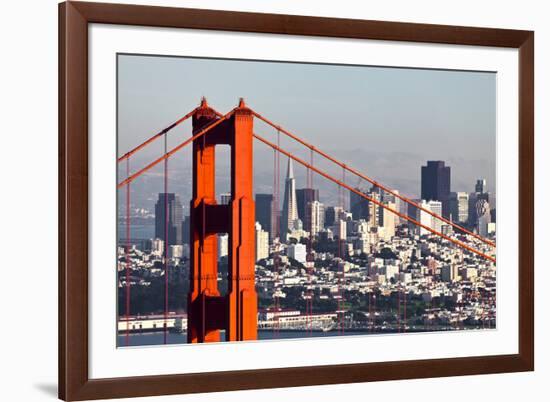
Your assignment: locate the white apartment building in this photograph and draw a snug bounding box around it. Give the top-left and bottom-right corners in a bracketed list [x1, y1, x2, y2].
[255, 222, 269, 261]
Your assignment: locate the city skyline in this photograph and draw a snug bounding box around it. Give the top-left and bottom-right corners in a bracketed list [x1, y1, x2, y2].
[129, 159, 495, 241]
[117, 153, 497, 344]
[121, 157, 495, 238]
[118, 54, 497, 207]
[119, 157, 496, 225]
[116, 56, 497, 347]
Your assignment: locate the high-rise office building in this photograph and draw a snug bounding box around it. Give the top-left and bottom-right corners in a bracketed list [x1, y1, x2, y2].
[350, 187, 370, 220]
[476, 199, 491, 237]
[449, 192, 469, 223]
[408, 199, 432, 236]
[255, 193, 275, 240]
[468, 193, 479, 225]
[368, 191, 381, 227]
[281, 158, 298, 237]
[296, 188, 319, 229]
[421, 161, 451, 218]
[380, 189, 402, 224]
[335, 218, 348, 257]
[336, 219, 347, 241]
[325, 206, 343, 227]
[378, 201, 397, 240]
[255, 222, 269, 261]
[154, 193, 183, 246]
[427, 200, 443, 233]
[469, 179, 491, 225]
[306, 200, 325, 235]
[475, 179, 487, 194]
[182, 215, 190, 244]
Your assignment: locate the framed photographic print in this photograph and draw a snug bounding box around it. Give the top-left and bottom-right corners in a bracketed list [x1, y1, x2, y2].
[59, 1, 534, 400]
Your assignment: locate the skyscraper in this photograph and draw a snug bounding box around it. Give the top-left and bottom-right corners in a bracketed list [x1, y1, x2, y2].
[255, 193, 275, 240]
[378, 201, 397, 240]
[181, 215, 190, 244]
[469, 179, 491, 225]
[367, 191, 381, 227]
[325, 206, 343, 227]
[475, 179, 487, 194]
[336, 219, 347, 257]
[336, 219, 347, 241]
[281, 158, 298, 237]
[306, 200, 325, 235]
[449, 192, 469, 223]
[154, 193, 183, 246]
[427, 200, 443, 233]
[421, 161, 451, 218]
[380, 189, 402, 224]
[408, 199, 432, 236]
[296, 188, 319, 228]
[350, 187, 369, 220]
[476, 199, 491, 237]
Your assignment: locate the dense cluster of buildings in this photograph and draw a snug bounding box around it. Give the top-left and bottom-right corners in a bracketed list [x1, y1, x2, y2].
[118, 159, 496, 333]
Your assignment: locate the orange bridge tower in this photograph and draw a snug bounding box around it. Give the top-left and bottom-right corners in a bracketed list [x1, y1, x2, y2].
[187, 98, 258, 343]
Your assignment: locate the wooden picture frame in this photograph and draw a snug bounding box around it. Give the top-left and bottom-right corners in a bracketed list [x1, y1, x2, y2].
[59, 1, 534, 400]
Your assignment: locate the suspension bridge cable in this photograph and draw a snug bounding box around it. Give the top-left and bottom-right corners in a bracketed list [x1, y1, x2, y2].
[117, 109, 236, 188]
[117, 108, 198, 163]
[251, 110, 495, 248]
[163, 131, 169, 345]
[253, 133, 496, 263]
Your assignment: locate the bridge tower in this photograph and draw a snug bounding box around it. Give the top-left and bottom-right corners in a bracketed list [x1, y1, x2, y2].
[188, 98, 257, 343]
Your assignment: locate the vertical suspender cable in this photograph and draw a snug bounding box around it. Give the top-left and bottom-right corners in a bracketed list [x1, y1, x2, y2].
[309, 149, 314, 334]
[272, 148, 278, 336]
[305, 150, 311, 334]
[125, 157, 131, 346]
[337, 168, 342, 335]
[341, 167, 346, 334]
[275, 130, 281, 337]
[163, 132, 169, 344]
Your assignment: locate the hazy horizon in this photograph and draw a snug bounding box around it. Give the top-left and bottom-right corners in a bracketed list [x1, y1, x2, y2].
[117, 54, 496, 213]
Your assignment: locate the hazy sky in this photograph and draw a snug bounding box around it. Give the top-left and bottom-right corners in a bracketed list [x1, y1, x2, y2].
[117, 54, 496, 210]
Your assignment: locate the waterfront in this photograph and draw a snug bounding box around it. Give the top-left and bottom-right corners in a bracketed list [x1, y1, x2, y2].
[117, 223, 154, 240]
[118, 330, 368, 346]
[116, 324, 488, 347]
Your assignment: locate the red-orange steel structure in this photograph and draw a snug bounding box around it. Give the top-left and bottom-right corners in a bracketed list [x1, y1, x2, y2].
[117, 98, 497, 344]
[187, 98, 257, 343]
